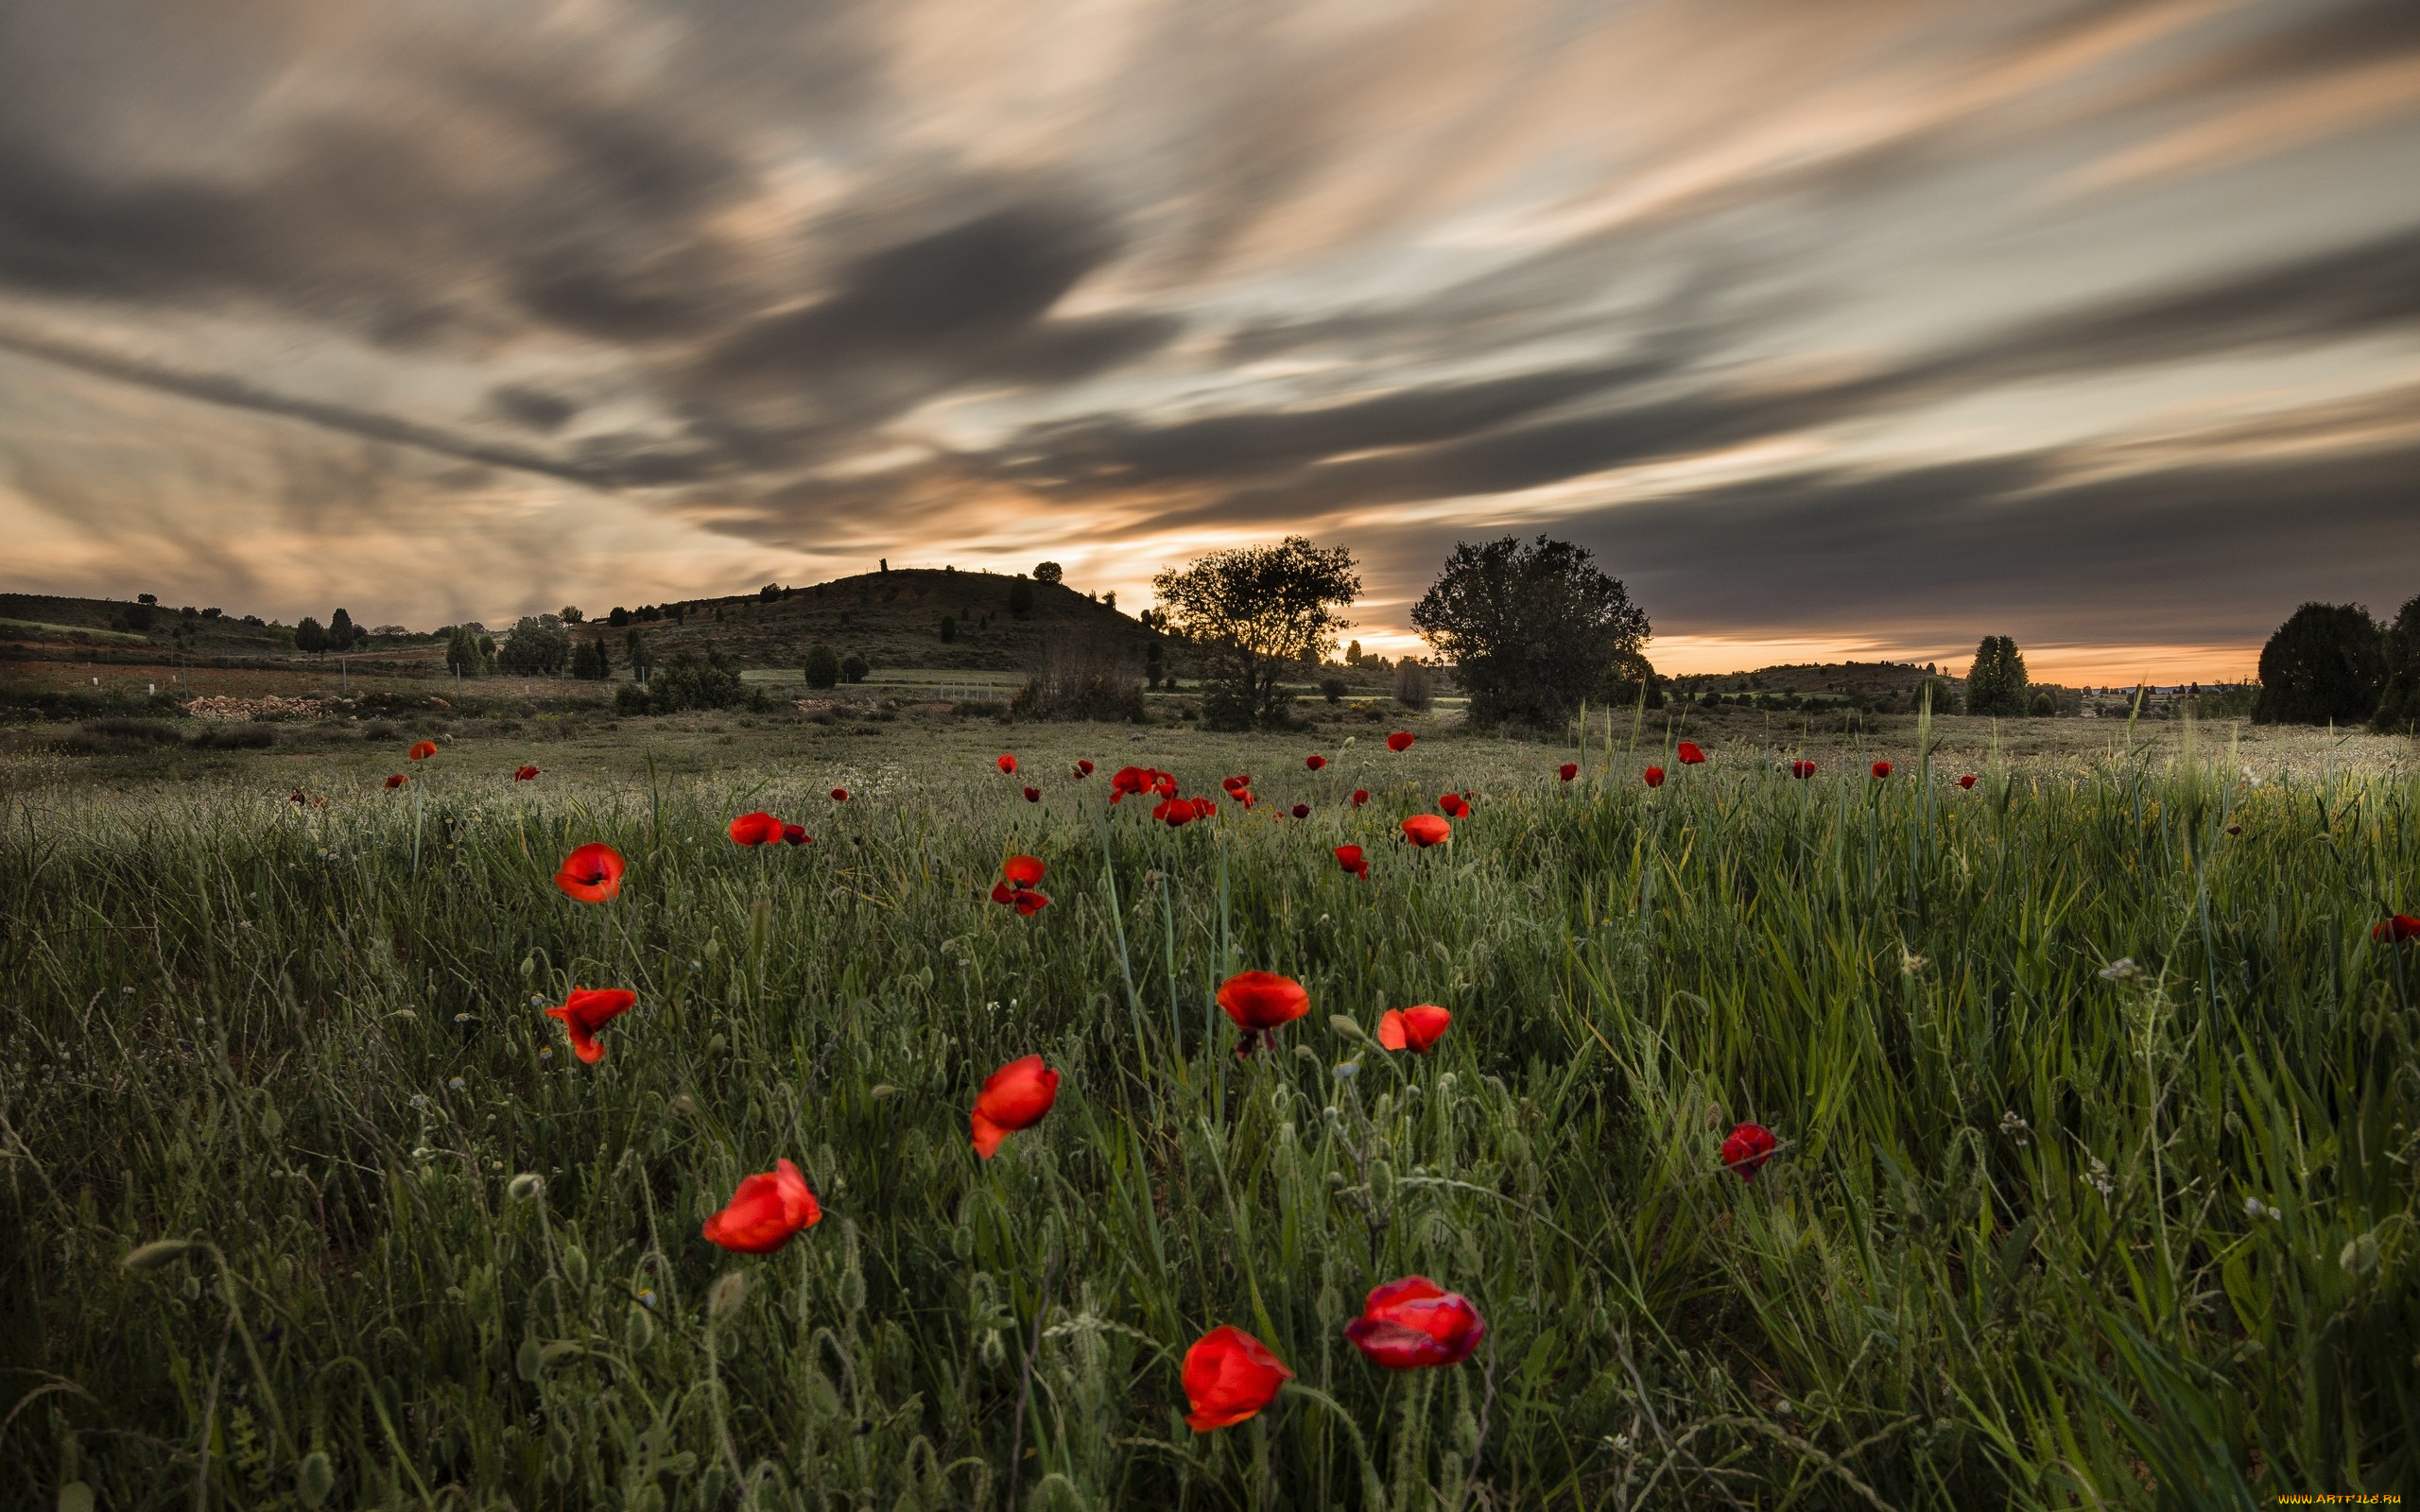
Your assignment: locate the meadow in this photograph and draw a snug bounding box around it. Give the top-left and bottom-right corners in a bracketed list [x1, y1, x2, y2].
[2, 712, 2414, 1509]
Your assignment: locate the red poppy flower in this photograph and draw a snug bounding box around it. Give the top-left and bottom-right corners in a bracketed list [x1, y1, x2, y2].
[2375, 914, 2420, 943]
[1290, 802, 1310, 819]
[781, 823, 812, 846]
[1305, 754, 1327, 771]
[1387, 731, 1415, 752]
[1376, 1005, 1450, 1052]
[728, 811, 785, 846]
[1334, 844, 1369, 879]
[1958, 774, 1977, 789]
[701, 1159, 821, 1253]
[516, 765, 541, 782]
[971, 1055, 1060, 1159]
[1154, 771, 1181, 798]
[545, 986, 636, 1064]
[1677, 741, 1705, 765]
[287, 788, 307, 804]
[1343, 1277, 1486, 1369]
[1217, 971, 1309, 1048]
[1153, 797, 1195, 828]
[408, 740, 438, 761]
[1559, 763, 1578, 782]
[1003, 854, 1046, 888]
[1077, 759, 1096, 777]
[996, 753, 1018, 774]
[555, 842, 627, 903]
[1110, 765, 1170, 803]
[1236, 790, 1256, 810]
[1642, 766, 1665, 788]
[1190, 796, 1218, 820]
[1790, 760, 1815, 780]
[1221, 774, 1251, 795]
[1352, 788, 1369, 807]
[1438, 793, 1470, 818]
[1182, 1326, 1292, 1431]
[1871, 761, 1893, 780]
[831, 787, 850, 801]
[2224, 822, 2243, 835]
[1023, 786, 1041, 803]
[1721, 1122, 1778, 1180]
[989, 881, 1051, 915]
[1401, 814, 1451, 847]
[384, 773, 407, 789]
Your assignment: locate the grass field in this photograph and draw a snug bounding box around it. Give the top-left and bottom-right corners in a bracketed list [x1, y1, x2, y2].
[3, 713, 2415, 1509]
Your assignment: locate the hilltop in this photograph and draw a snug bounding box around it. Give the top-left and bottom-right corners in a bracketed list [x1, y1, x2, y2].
[582, 568, 1157, 676]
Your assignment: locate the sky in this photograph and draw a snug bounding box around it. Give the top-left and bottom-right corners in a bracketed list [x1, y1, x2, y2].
[1, 0, 2415, 680]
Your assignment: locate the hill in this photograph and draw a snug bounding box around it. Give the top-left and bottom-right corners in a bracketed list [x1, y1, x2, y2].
[577, 568, 1160, 678]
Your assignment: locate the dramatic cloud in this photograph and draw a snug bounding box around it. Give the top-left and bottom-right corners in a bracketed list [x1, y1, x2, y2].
[0, 0, 2414, 675]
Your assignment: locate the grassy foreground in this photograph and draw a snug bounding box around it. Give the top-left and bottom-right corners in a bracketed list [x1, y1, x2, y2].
[3, 726, 2415, 1509]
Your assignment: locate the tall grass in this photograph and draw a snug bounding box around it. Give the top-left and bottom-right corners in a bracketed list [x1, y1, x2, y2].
[2, 739, 2413, 1508]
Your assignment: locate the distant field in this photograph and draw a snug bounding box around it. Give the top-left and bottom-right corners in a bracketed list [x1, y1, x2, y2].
[3, 712, 2414, 1506]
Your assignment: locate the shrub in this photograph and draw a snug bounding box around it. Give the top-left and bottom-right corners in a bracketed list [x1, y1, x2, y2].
[2029, 690, 2056, 717]
[1394, 660, 1433, 711]
[839, 653, 870, 684]
[939, 614, 957, 644]
[1011, 631, 1145, 722]
[641, 650, 749, 713]
[804, 644, 840, 690]
[1320, 676, 1348, 703]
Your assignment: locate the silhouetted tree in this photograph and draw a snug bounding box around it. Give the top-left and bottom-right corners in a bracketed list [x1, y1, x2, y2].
[326, 608, 358, 651]
[294, 616, 327, 654]
[559, 606, 584, 625]
[444, 625, 490, 677]
[2374, 594, 2420, 733]
[839, 652, 870, 684]
[1152, 536, 1359, 729]
[1964, 636, 2030, 716]
[497, 615, 572, 675]
[2256, 602, 2383, 724]
[1410, 535, 1649, 730]
[1033, 561, 1063, 585]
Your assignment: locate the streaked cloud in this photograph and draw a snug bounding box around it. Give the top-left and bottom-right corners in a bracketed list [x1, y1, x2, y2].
[0, 0, 2413, 677]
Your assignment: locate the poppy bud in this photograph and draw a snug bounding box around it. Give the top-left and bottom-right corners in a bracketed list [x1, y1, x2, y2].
[1328, 1014, 1368, 1042]
[707, 1271, 748, 1320]
[124, 1238, 197, 1272]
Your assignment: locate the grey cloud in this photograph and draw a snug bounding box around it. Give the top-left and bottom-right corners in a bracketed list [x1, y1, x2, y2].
[488, 385, 579, 432]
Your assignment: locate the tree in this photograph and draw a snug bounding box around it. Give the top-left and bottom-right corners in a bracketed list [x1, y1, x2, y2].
[294, 616, 327, 654]
[804, 643, 840, 690]
[624, 628, 651, 682]
[327, 608, 358, 650]
[1409, 535, 1650, 730]
[2255, 603, 2383, 724]
[2374, 594, 2420, 733]
[1102, 590, 1115, 612]
[608, 607, 631, 627]
[560, 606, 584, 625]
[759, 584, 782, 602]
[1964, 636, 2030, 716]
[444, 625, 490, 677]
[1008, 581, 1035, 618]
[1346, 640, 1362, 667]
[939, 614, 957, 644]
[1913, 676, 1961, 715]
[497, 615, 572, 675]
[1033, 561, 1063, 584]
[839, 652, 870, 684]
[1151, 536, 1359, 730]
[572, 638, 612, 680]
[643, 649, 747, 713]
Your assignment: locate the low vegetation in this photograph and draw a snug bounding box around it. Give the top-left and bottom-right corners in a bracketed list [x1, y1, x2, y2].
[4, 722, 2414, 1507]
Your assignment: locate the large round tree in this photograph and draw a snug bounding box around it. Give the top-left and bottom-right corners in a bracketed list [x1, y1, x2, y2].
[2253, 602, 2384, 724]
[1151, 536, 1359, 729]
[1411, 535, 1651, 730]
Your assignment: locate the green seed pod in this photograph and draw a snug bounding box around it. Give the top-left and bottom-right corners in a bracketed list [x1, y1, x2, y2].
[123, 1238, 195, 1272]
[547, 1424, 572, 1459]
[951, 1225, 975, 1261]
[979, 1328, 1007, 1369]
[180, 1272, 201, 1300]
[547, 1454, 573, 1486]
[559, 1244, 588, 1292]
[838, 1252, 866, 1316]
[1369, 1159, 1394, 1209]
[516, 1335, 542, 1383]
[699, 1467, 726, 1504]
[297, 1451, 335, 1508]
[624, 1305, 655, 1352]
[706, 1034, 728, 1057]
[708, 1271, 748, 1321]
